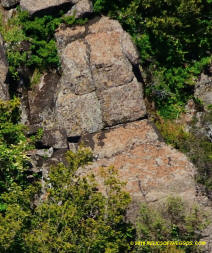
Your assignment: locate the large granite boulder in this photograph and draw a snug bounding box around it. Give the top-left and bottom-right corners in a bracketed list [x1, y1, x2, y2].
[80, 120, 197, 203]
[20, 0, 92, 17]
[55, 16, 146, 137]
[0, 34, 9, 100]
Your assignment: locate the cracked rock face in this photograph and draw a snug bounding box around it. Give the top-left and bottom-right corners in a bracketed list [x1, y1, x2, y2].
[55, 16, 146, 137]
[20, 0, 92, 17]
[80, 120, 196, 203]
[0, 35, 9, 100]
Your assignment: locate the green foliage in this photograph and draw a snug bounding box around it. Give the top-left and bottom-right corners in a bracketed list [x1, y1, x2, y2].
[0, 148, 135, 252]
[0, 99, 42, 195]
[147, 57, 212, 118]
[135, 197, 209, 253]
[0, 9, 88, 81]
[92, 0, 212, 118]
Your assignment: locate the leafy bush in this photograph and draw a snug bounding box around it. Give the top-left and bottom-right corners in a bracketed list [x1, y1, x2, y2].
[0, 9, 88, 81]
[0, 99, 41, 194]
[135, 197, 209, 253]
[92, 0, 212, 118]
[0, 148, 135, 252]
[0, 98, 42, 219]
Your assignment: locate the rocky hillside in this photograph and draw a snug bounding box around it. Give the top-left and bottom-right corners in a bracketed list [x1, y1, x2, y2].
[0, 0, 212, 252]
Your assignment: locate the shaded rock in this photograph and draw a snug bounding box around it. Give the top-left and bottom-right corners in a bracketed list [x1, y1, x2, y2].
[66, 0, 93, 18]
[41, 128, 68, 149]
[27, 72, 60, 130]
[195, 64, 212, 110]
[23, 72, 66, 148]
[55, 16, 146, 136]
[81, 120, 196, 203]
[20, 0, 91, 16]
[0, 34, 9, 100]
[28, 148, 68, 178]
[1, 0, 19, 8]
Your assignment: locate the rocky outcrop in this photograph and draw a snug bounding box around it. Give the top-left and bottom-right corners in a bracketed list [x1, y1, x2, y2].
[0, 34, 9, 100]
[20, 0, 93, 17]
[21, 16, 200, 210]
[1, 0, 19, 8]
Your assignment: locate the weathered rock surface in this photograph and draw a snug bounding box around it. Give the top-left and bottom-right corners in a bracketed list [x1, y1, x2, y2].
[1, 0, 19, 8]
[20, 0, 92, 17]
[55, 16, 146, 136]
[195, 64, 212, 110]
[0, 34, 9, 100]
[194, 64, 212, 141]
[21, 16, 202, 216]
[80, 120, 196, 203]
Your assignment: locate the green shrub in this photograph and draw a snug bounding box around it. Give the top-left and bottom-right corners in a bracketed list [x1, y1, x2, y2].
[0, 98, 43, 224]
[0, 99, 37, 193]
[0, 148, 135, 252]
[135, 197, 209, 253]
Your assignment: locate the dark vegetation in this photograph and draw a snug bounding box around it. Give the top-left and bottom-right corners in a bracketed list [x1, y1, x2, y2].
[0, 1, 212, 252]
[0, 8, 87, 83]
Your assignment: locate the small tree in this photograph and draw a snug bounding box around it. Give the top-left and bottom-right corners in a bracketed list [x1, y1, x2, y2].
[0, 148, 135, 252]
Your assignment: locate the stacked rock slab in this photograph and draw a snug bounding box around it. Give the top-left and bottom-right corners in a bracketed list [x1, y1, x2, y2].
[0, 34, 9, 100]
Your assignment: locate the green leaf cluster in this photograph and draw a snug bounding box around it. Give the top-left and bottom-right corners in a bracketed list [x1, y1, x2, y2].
[0, 9, 88, 80]
[0, 99, 42, 204]
[0, 148, 135, 252]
